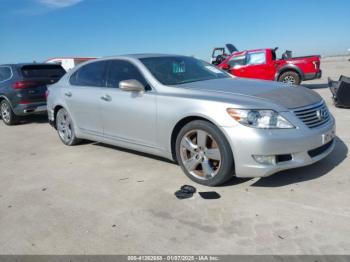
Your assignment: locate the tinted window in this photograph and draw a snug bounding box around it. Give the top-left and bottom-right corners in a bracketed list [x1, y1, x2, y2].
[0, 67, 12, 82]
[107, 60, 149, 89]
[70, 61, 107, 87]
[228, 55, 246, 67]
[246, 52, 266, 65]
[140, 56, 229, 85]
[21, 65, 66, 79]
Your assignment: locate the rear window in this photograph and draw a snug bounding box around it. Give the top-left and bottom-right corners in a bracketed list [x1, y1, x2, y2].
[0, 67, 12, 82]
[21, 65, 66, 79]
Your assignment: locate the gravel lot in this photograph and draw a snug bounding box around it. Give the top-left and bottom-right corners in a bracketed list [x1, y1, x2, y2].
[0, 57, 350, 255]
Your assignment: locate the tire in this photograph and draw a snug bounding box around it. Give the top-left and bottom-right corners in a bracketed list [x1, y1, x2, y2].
[56, 108, 80, 146]
[175, 120, 235, 186]
[0, 100, 18, 126]
[278, 71, 301, 85]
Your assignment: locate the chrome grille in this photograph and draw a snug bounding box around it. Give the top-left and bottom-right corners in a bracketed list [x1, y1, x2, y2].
[294, 101, 330, 128]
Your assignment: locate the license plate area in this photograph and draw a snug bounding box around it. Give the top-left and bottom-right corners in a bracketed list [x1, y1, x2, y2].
[322, 128, 335, 145]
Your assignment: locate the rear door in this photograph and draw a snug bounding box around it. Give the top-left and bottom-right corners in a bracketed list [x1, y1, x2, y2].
[19, 64, 66, 104]
[63, 61, 107, 136]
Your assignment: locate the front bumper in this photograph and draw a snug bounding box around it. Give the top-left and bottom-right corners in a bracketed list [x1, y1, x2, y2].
[221, 115, 335, 178]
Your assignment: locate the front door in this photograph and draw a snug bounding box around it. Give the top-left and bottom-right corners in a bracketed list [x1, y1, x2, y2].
[100, 59, 157, 148]
[242, 51, 274, 80]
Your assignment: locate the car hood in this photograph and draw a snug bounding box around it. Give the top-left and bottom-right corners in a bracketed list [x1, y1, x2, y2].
[176, 78, 322, 109]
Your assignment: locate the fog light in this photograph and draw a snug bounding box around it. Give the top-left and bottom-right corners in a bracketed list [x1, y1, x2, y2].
[253, 155, 276, 165]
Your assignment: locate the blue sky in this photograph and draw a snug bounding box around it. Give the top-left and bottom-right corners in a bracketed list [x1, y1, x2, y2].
[0, 0, 349, 64]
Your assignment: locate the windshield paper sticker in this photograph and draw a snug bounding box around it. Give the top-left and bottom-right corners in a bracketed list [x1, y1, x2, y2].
[173, 62, 186, 73]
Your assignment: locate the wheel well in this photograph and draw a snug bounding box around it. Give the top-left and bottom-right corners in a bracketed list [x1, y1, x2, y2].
[278, 68, 302, 81]
[170, 116, 214, 160]
[0, 96, 12, 108]
[0, 96, 8, 103]
[52, 105, 63, 128]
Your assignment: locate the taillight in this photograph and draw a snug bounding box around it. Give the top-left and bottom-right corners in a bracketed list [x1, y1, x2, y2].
[312, 61, 320, 70]
[45, 90, 50, 99]
[12, 81, 41, 89]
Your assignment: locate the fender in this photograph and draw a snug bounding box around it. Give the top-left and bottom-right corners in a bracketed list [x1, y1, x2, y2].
[0, 95, 14, 110]
[274, 64, 305, 81]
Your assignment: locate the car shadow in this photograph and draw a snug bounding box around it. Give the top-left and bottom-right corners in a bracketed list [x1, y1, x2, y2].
[86, 137, 347, 188]
[219, 177, 252, 187]
[18, 114, 49, 124]
[250, 136, 347, 187]
[92, 142, 176, 164]
[93, 142, 255, 187]
[302, 83, 329, 89]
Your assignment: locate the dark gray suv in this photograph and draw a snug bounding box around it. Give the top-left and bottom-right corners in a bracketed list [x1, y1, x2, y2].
[0, 63, 66, 125]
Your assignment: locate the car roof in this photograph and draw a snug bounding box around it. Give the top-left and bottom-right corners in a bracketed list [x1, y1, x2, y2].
[0, 63, 64, 68]
[104, 53, 187, 59]
[45, 57, 97, 62]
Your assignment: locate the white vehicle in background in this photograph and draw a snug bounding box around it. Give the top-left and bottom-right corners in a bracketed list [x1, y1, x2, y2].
[45, 57, 96, 71]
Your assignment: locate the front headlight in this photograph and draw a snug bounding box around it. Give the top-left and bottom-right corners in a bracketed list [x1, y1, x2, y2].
[227, 109, 295, 129]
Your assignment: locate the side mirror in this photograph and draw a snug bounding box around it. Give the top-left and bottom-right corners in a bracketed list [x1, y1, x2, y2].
[119, 79, 145, 92]
[222, 64, 230, 71]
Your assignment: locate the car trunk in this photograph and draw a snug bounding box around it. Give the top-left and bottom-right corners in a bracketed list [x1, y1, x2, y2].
[15, 65, 66, 104]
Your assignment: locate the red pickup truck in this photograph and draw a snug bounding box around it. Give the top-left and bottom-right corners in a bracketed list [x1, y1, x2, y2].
[215, 47, 321, 85]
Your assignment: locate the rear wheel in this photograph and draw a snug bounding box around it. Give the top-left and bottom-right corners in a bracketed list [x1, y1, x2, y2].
[0, 100, 18, 126]
[175, 120, 235, 186]
[56, 108, 80, 146]
[278, 71, 301, 85]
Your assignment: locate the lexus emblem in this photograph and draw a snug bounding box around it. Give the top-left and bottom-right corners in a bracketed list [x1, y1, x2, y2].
[317, 108, 327, 120]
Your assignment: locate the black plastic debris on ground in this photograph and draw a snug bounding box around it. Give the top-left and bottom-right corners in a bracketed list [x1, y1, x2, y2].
[198, 191, 221, 199]
[174, 185, 196, 199]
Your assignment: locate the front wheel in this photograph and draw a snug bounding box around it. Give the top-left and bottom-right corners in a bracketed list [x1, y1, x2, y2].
[175, 120, 235, 186]
[56, 108, 80, 146]
[278, 71, 301, 85]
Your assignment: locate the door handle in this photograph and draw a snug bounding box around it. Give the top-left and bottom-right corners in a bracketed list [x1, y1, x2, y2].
[65, 92, 72, 97]
[101, 94, 112, 102]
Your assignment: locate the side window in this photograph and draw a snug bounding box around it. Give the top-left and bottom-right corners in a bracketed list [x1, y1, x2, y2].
[106, 60, 149, 90]
[0, 67, 12, 82]
[228, 55, 246, 67]
[70, 61, 107, 87]
[246, 52, 266, 65]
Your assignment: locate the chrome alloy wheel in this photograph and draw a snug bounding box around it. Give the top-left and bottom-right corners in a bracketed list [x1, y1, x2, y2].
[282, 75, 296, 84]
[1, 102, 11, 123]
[57, 109, 73, 144]
[179, 129, 221, 180]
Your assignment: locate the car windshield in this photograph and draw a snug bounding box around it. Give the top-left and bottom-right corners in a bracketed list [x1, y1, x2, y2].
[140, 56, 230, 85]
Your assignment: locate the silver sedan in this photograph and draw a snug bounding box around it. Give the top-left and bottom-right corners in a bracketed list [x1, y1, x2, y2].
[47, 54, 336, 186]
